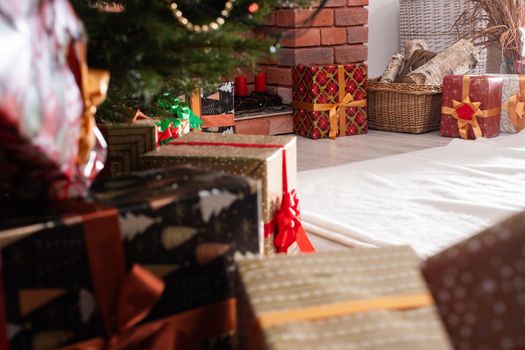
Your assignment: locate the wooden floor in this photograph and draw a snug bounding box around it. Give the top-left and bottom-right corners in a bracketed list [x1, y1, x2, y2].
[297, 130, 452, 171]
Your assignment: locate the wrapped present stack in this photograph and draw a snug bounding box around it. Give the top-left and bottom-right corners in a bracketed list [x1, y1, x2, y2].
[292, 64, 368, 140]
[5, 0, 525, 349]
[0, 167, 261, 349]
[233, 208, 525, 350]
[140, 133, 315, 256]
[439, 73, 525, 139]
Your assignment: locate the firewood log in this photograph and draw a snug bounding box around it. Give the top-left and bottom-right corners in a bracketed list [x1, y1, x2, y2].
[402, 39, 478, 85]
[379, 53, 405, 83]
[395, 49, 436, 82]
[404, 39, 429, 61]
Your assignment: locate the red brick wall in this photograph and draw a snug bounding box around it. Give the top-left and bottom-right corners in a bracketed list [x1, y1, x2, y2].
[249, 1, 369, 103]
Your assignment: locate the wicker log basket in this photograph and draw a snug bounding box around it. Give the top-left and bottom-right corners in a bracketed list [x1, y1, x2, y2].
[368, 78, 442, 134]
[399, 0, 487, 74]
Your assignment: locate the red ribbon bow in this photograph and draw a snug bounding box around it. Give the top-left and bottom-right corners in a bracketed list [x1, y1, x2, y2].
[166, 140, 316, 254]
[274, 190, 302, 253]
[157, 127, 179, 145]
[133, 110, 180, 146]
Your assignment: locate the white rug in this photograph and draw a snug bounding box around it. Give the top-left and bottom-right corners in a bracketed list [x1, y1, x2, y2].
[298, 133, 525, 257]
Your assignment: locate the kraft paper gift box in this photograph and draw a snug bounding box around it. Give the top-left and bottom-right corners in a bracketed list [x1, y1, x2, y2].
[440, 75, 503, 140]
[235, 246, 451, 350]
[421, 210, 525, 350]
[497, 74, 525, 133]
[140, 133, 315, 256]
[0, 166, 260, 350]
[292, 64, 368, 140]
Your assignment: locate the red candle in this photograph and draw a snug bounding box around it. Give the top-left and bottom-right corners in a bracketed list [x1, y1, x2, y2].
[255, 72, 267, 93]
[235, 75, 248, 97]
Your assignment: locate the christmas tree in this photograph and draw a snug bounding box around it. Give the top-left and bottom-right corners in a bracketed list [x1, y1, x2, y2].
[71, 0, 319, 122]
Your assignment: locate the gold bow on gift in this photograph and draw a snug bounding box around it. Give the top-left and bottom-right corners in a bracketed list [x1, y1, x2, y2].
[75, 42, 110, 164]
[293, 66, 366, 139]
[441, 76, 500, 140]
[502, 76, 525, 132]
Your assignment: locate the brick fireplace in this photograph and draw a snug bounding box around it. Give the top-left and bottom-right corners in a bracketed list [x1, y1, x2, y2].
[240, 0, 369, 103]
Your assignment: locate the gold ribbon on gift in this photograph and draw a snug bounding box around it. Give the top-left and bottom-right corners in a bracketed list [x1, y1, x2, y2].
[251, 292, 433, 350]
[441, 75, 500, 140]
[76, 42, 110, 164]
[256, 292, 432, 328]
[502, 75, 525, 132]
[293, 66, 367, 139]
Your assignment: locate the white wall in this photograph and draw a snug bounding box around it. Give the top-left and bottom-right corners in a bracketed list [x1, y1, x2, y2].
[368, 0, 400, 77]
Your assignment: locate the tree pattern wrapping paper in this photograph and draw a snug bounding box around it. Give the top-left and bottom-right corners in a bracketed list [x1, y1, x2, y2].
[422, 211, 525, 350]
[0, 167, 260, 350]
[292, 64, 368, 140]
[440, 75, 502, 140]
[191, 82, 236, 131]
[140, 133, 299, 255]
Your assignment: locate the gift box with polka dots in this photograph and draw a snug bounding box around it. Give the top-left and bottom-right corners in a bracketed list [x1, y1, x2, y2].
[422, 211, 525, 350]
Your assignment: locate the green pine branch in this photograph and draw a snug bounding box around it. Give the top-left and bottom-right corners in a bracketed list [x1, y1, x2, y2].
[72, 0, 317, 122]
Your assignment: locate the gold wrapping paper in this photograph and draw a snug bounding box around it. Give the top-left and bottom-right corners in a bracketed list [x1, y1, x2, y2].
[140, 133, 297, 255]
[235, 246, 451, 350]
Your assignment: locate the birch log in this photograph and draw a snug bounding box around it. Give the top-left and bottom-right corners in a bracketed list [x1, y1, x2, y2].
[396, 49, 436, 82]
[379, 53, 405, 83]
[404, 39, 428, 60]
[402, 39, 479, 85]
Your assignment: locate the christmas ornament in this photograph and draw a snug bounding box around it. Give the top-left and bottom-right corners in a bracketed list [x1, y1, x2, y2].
[248, 2, 259, 13]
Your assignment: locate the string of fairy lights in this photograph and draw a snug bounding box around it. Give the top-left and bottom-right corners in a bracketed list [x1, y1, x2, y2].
[166, 0, 329, 45]
[168, 0, 234, 33]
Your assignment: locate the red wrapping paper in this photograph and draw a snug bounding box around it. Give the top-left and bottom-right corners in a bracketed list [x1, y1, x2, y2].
[440, 75, 502, 139]
[292, 64, 368, 140]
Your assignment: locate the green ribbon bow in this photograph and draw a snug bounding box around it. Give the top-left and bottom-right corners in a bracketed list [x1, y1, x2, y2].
[156, 92, 204, 132]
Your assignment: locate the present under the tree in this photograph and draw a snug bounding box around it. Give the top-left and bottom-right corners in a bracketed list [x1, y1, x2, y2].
[140, 133, 315, 256]
[440, 75, 502, 140]
[97, 121, 157, 177]
[0, 166, 260, 350]
[235, 246, 451, 350]
[498, 74, 525, 133]
[132, 93, 203, 146]
[421, 210, 525, 350]
[190, 82, 235, 132]
[292, 64, 368, 140]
